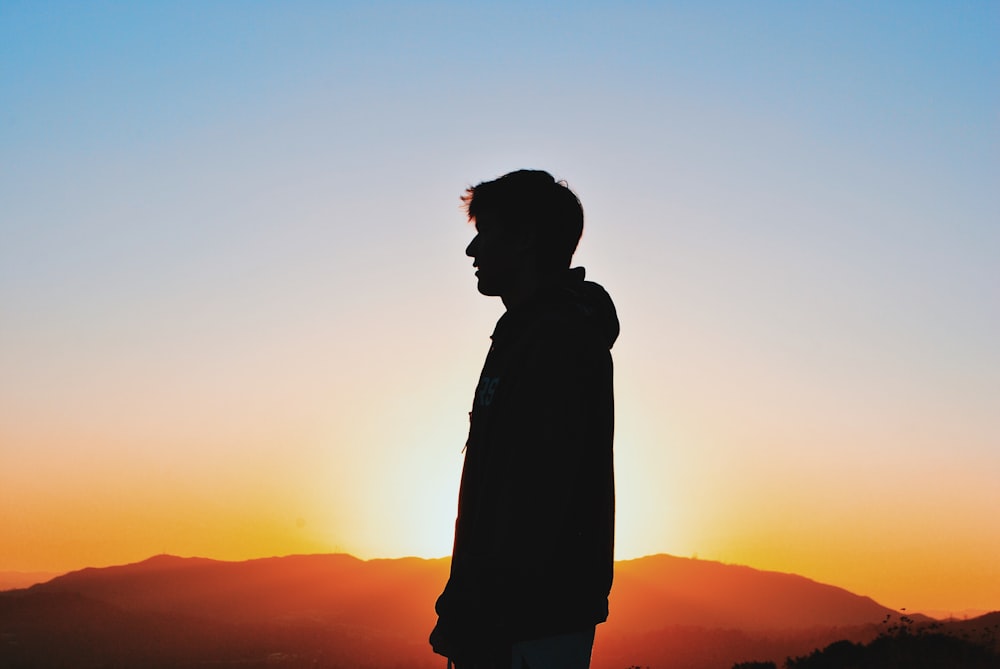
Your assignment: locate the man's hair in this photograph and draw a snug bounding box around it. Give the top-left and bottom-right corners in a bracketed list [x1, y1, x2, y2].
[462, 169, 584, 272]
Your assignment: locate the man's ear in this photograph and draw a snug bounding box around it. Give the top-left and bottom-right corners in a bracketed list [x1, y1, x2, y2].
[513, 226, 537, 251]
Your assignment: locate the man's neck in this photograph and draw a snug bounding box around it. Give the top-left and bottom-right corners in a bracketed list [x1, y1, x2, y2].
[501, 283, 536, 311]
[500, 268, 569, 310]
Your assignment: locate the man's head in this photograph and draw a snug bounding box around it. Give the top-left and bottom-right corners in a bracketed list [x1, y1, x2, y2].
[463, 170, 584, 301]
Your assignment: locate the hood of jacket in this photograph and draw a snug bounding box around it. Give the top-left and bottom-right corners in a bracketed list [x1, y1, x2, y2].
[491, 267, 619, 350]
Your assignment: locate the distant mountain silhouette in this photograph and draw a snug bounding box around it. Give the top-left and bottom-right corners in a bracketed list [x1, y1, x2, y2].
[610, 554, 897, 632]
[0, 553, 993, 669]
[32, 553, 446, 634]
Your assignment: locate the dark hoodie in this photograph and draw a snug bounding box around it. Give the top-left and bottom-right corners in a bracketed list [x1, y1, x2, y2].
[431, 267, 619, 665]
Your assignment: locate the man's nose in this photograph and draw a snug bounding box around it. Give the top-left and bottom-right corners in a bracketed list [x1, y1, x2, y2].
[465, 234, 479, 258]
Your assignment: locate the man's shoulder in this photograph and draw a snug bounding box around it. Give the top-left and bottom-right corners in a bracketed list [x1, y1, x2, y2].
[509, 310, 610, 376]
[495, 278, 618, 355]
[536, 301, 611, 348]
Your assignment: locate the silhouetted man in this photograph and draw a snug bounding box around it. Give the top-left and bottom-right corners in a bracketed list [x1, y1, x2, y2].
[431, 170, 618, 669]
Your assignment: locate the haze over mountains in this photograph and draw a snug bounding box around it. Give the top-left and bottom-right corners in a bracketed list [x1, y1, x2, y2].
[1, 553, 994, 669]
[0, 573, 58, 592]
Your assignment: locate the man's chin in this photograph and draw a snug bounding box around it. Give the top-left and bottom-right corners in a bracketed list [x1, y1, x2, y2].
[475, 278, 503, 297]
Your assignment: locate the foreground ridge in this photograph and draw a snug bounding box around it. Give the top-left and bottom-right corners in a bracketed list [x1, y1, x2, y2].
[1, 553, 994, 669]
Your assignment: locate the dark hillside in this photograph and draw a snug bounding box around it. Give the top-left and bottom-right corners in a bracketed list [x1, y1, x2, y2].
[2, 553, 987, 669]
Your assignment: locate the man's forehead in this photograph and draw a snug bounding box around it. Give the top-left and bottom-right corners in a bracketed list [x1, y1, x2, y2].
[473, 210, 502, 231]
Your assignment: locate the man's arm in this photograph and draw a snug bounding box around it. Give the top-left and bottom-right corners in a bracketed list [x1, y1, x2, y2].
[482, 321, 615, 630]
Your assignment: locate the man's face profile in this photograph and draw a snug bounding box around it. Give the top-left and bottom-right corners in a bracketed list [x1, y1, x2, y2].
[465, 211, 529, 297]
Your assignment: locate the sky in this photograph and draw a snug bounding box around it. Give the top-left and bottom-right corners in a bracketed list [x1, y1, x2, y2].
[1, 1, 998, 616]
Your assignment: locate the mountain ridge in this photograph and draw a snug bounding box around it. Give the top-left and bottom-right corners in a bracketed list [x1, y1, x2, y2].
[3, 552, 994, 669]
[19, 552, 920, 629]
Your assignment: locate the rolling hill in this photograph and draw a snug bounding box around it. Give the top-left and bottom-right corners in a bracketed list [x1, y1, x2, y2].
[0, 553, 992, 669]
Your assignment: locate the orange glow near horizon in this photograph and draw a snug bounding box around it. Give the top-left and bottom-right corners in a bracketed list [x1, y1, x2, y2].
[4, 397, 999, 616]
[3, 295, 999, 616]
